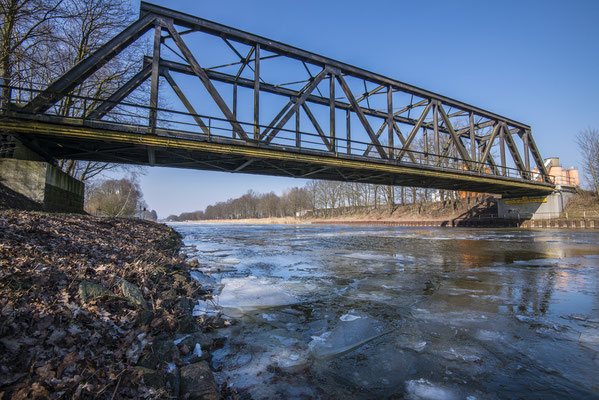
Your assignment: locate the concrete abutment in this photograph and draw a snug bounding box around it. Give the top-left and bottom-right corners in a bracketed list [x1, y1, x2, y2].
[497, 187, 575, 220]
[0, 137, 84, 213]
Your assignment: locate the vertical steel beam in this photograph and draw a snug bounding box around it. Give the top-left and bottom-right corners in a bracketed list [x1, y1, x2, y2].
[523, 130, 530, 177]
[296, 106, 301, 147]
[329, 73, 335, 151]
[232, 82, 237, 138]
[254, 44, 260, 139]
[423, 127, 428, 163]
[387, 85, 393, 159]
[499, 124, 506, 176]
[433, 101, 439, 160]
[149, 24, 162, 133]
[346, 108, 351, 155]
[469, 112, 475, 161]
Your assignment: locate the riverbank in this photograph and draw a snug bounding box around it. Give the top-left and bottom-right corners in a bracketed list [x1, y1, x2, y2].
[0, 210, 225, 399]
[175, 191, 599, 229]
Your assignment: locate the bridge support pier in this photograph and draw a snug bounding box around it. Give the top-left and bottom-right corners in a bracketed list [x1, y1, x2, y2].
[0, 137, 84, 213]
[497, 188, 576, 220]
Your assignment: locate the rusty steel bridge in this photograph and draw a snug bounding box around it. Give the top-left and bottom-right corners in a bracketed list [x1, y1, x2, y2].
[0, 3, 555, 196]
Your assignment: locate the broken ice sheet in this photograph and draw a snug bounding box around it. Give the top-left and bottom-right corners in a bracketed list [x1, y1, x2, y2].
[217, 276, 299, 312]
[309, 316, 390, 360]
[405, 379, 460, 400]
[192, 299, 220, 317]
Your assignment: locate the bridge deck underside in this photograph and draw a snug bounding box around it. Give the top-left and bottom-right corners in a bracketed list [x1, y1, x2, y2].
[2, 116, 554, 197]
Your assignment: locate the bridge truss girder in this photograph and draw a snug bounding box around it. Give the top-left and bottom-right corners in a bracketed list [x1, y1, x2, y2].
[9, 2, 553, 193]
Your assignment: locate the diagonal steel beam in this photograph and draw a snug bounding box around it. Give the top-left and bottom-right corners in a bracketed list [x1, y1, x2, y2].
[478, 123, 500, 172]
[301, 103, 333, 152]
[437, 103, 473, 170]
[235, 46, 255, 81]
[525, 129, 551, 183]
[356, 84, 384, 103]
[260, 101, 293, 140]
[86, 64, 152, 120]
[396, 101, 432, 161]
[362, 121, 417, 163]
[161, 68, 210, 135]
[501, 122, 526, 178]
[336, 74, 387, 159]
[25, 13, 156, 114]
[139, 2, 531, 131]
[151, 58, 488, 142]
[263, 67, 329, 143]
[234, 159, 254, 171]
[393, 123, 417, 164]
[164, 20, 248, 139]
[363, 121, 388, 156]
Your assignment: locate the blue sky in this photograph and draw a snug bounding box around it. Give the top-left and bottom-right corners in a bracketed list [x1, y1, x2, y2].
[124, 0, 599, 217]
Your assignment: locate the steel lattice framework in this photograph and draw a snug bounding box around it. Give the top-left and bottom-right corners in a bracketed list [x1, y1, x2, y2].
[0, 2, 555, 196]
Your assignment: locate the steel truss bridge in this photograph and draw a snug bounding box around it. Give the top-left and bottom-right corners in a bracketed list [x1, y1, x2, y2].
[0, 2, 555, 196]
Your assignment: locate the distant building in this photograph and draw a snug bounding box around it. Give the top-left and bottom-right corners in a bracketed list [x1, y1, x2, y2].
[456, 157, 579, 200]
[532, 157, 579, 187]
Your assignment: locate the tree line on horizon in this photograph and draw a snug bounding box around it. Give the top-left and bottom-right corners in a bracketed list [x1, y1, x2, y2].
[165, 180, 473, 221]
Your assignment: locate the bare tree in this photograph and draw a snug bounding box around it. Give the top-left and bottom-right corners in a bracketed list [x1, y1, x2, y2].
[2, 0, 148, 182]
[50, 0, 147, 181]
[85, 175, 144, 217]
[0, 0, 64, 104]
[576, 127, 599, 194]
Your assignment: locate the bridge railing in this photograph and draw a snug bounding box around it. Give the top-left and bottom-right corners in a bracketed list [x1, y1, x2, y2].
[0, 83, 557, 185]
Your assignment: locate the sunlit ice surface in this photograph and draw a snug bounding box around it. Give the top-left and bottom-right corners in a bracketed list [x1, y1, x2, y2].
[170, 223, 599, 399]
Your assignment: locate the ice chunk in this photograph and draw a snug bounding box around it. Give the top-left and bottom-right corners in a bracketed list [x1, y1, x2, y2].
[189, 270, 217, 287]
[262, 313, 276, 321]
[405, 379, 458, 400]
[220, 257, 241, 265]
[340, 313, 361, 322]
[309, 316, 389, 360]
[192, 299, 220, 317]
[408, 341, 427, 352]
[218, 277, 299, 311]
[173, 334, 189, 345]
[193, 343, 202, 358]
[343, 252, 390, 260]
[475, 330, 503, 342]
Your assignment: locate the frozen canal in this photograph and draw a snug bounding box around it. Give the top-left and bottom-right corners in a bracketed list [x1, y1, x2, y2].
[171, 223, 599, 399]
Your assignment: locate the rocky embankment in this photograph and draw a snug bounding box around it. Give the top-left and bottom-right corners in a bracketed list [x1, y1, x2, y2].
[0, 210, 227, 399]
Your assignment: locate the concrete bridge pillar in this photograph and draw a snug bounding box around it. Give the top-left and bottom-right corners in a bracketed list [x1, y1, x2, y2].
[497, 188, 575, 220]
[0, 136, 84, 213]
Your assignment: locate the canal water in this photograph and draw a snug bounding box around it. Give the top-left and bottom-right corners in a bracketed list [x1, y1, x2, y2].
[171, 223, 599, 399]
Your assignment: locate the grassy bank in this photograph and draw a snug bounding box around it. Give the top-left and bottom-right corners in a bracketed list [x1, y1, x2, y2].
[176, 197, 491, 225]
[0, 209, 224, 399]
